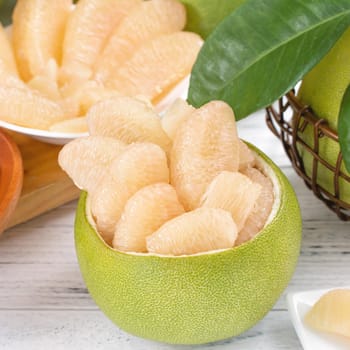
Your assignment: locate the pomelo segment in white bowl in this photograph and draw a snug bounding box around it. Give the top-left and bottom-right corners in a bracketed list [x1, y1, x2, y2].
[74, 144, 302, 345]
[0, 0, 201, 145]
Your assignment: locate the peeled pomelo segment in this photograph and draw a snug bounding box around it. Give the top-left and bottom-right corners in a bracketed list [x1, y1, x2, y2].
[27, 75, 61, 101]
[27, 59, 61, 99]
[79, 85, 122, 115]
[94, 0, 186, 83]
[60, 79, 122, 116]
[0, 23, 18, 76]
[304, 289, 350, 338]
[58, 136, 126, 193]
[87, 96, 172, 154]
[60, 0, 140, 84]
[200, 171, 261, 232]
[239, 140, 256, 170]
[4, 25, 13, 42]
[0, 86, 67, 129]
[49, 117, 88, 134]
[110, 32, 203, 101]
[113, 183, 184, 253]
[146, 208, 237, 256]
[12, 0, 72, 81]
[161, 98, 195, 140]
[0, 70, 27, 89]
[236, 167, 274, 246]
[171, 100, 240, 210]
[91, 142, 169, 243]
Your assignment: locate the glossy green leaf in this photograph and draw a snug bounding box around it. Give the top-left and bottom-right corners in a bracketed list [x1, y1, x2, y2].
[338, 85, 350, 173]
[180, 0, 245, 39]
[188, 0, 350, 120]
[0, 0, 16, 25]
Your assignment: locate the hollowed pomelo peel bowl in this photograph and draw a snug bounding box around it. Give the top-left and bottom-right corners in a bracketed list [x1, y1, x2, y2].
[74, 144, 302, 345]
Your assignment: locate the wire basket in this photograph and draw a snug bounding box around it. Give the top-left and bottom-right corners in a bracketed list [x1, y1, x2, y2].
[265, 90, 350, 221]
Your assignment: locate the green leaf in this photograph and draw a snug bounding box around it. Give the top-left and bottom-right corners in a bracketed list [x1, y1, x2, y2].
[338, 85, 350, 173]
[188, 0, 350, 120]
[180, 0, 246, 39]
[0, 0, 16, 25]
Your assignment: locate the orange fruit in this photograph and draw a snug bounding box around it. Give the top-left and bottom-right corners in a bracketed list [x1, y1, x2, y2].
[171, 100, 240, 210]
[239, 140, 256, 170]
[110, 31, 203, 101]
[87, 96, 171, 153]
[90, 143, 169, 243]
[49, 117, 88, 134]
[60, 0, 140, 83]
[200, 171, 261, 231]
[146, 208, 237, 256]
[305, 289, 350, 339]
[0, 85, 66, 129]
[236, 167, 274, 246]
[113, 183, 185, 252]
[58, 136, 126, 193]
[94, 0, 186, 83]
[161, 98, 194, 140]
[0, 23, 18, 76]
[12, 0, 72, 81]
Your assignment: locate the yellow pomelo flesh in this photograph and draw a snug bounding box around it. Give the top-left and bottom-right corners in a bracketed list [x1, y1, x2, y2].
[12, 0, 72, 81]
[27, 75, 61, 101]
[239, 140, 256, 170]
[0, 85, 67, 129]
[49, 117, 87, 134]
[74, 144, 301, 344]
[60, 0, 140, 83]
[113, 183, 185, 253]
[297, 27, 350, 203]
[90, 143, 169, 244]
[58, 136, 126, 193]
[305, 289, 350, 339]
[161, 98, 194, 140]
[200, 171, 261, 231]
[111, 31, 202, 101]
[0, 23, 18, 76]
[237, 167, 274, 246]
[171, 100, 240, 210]
[146, 208, 237, 256]
[87, 96, 172, 154]
[95, 0, 186, 83]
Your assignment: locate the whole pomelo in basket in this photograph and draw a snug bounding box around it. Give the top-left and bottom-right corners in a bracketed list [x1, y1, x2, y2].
[74, 144, 301, 345]
[297, 27, 350, 204]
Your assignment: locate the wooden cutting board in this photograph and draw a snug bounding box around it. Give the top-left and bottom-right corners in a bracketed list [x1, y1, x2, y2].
[4, 131, 80, 229]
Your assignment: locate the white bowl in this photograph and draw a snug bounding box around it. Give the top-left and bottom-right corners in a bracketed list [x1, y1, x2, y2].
[0, 76, 190, 145]
[287, 286, 350, 350]
[0, 120, 88, 145]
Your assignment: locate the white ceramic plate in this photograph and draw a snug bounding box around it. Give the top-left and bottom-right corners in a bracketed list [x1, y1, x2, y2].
[0, 76, 190, 145]
[287, 287, 350, 350]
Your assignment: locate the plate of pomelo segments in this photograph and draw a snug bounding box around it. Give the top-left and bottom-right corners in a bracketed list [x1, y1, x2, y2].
[287, 287, 350, 350]
[0, 128, 23, 235]
[0, 75, 190, 146]
[0, 0, 200, 145]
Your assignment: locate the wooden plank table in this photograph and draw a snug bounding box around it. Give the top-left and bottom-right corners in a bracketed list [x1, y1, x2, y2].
[0, 110, 349, 350]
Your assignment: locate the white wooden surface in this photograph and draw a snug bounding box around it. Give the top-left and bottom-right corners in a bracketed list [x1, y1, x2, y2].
[1, 110, 349, 350]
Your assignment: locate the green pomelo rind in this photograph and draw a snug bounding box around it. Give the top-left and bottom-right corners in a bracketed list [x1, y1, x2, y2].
[297, 28, 350, 203]
[74, 145, 302, 345]
[180, 0, 245, 39]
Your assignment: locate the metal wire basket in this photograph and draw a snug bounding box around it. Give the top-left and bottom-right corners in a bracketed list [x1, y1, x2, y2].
[265, 90, 350, 221]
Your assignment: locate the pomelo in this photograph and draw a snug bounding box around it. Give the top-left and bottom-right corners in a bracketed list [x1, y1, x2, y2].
[179, 0, 245, 39]
[297, 27, 350, 204]
[74, 144, 301, 345]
